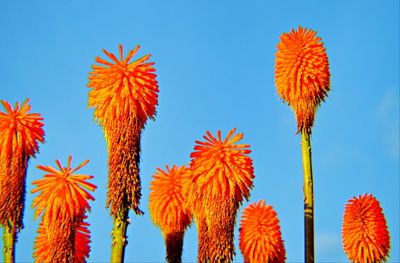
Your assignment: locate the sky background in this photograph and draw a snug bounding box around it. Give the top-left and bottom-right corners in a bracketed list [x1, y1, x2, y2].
[0, 0, 399, 262]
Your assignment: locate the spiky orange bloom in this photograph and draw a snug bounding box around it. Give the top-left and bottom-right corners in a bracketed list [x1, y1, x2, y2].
[32, 156, 96, 262]
[239, 200, 286, 263]
[88, 44, 158, 216]
[275, 26, 330, 133]
[189, 128, 255, 262]
[342, 194, 390, 263]
[149, 165, 192, 234]
[149, 165, 192, 263]
[0, 98, 44, 230]
[32, 156, 96, 223]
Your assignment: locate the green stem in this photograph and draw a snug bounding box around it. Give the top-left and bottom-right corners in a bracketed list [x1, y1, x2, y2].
[301, 131, 314, 263]
[111, 207, 129, 263]
[2, 221, 16, 263]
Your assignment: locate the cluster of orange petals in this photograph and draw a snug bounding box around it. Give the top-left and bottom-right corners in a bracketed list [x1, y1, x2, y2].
[0, 99, 44, 229]
[149, 165, 192, 235]
[342, 194, 390, 263]
[87, 44, 159, 129]
[189, 128, 254, 206]
[0, 99, 44, 157]
[275, 26, 330, 133]
[32, 156, 96, 262]
[239, 200, 286, 263]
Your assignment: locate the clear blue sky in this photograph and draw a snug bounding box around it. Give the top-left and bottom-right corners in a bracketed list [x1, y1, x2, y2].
[1, 0, 399, 262]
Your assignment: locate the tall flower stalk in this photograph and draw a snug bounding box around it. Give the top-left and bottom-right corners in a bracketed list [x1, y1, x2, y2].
[31, 155, 96, 262]
[275, 26, 330, 263]
[149, 165, 192, 263]
[239, 200, 286, 263]
[87, 44, 159, 262]
[188, 128, 254, 262]
[342, 194, 390, 263]
[0, 99, 44, 263]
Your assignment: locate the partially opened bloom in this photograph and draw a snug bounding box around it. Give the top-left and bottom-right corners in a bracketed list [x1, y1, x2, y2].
[149, 165, 192, 263]
[275, 26, 330, 133]
[32, 156, 96, 262]
[239, 200, 286, 263]
[189, 128, 254, 262]
[342, 194, 390, 263]
[0, 99, 45, 230]
[88, 44, 159, 261]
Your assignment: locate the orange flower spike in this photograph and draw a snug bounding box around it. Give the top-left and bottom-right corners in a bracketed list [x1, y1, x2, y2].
[342, 194, 390, 263]
[190, 128, 254, 204]
[189, 128, 255, 262]
[88, 44, 158, 261]
[149, 165, 192, 263]
[88, 44, 158, 129]
[149, 165, 192, 234]
[0, 99, 45, 157]
[0, 98, 44, 242]
[239, 200, 286, 263]
[32, 155, 96, 223]
[275, 26, 330, 133]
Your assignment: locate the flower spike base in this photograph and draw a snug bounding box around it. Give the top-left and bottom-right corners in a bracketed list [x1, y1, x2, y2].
[111, 208, 129, 262]
[2, 220, 15, 263]
[302, 131, 314, 262]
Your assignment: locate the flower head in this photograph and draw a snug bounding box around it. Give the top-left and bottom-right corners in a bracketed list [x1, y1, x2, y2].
[239, 200, 286, 263]
[149, 165, 192, 235]
[32, 155, 96, 224]
[88, 44, 159, 129]
[275, 26, 330, 133]
[342, 194, 390, 263]
[189, 128, 254, 206]
[0, 98, 44, 157]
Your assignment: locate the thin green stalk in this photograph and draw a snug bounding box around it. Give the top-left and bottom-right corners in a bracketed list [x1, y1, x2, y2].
[110, 207, 129, 263]
[2, 220, 16, 263]
[301, 131, 314, 263]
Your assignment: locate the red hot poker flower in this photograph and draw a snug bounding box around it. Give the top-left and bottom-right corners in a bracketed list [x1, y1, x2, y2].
[239, 200, 286, 263]
[32, 155, 96, 224]
[342, 194, 390, 263]
[0, 98, 44, 229]
[275, 26, 330, 133]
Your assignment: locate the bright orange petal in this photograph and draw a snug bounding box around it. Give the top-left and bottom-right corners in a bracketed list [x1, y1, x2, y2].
[275, 26, 330, 133]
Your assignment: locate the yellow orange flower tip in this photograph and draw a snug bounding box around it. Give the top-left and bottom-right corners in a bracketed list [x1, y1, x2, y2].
[342, 193, 390, 263]
[275, 25, 330, 133]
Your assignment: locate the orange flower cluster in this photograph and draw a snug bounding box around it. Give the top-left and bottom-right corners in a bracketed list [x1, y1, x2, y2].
[239, 200, 286, 263]
[275, 26, 330, 133]
[149, 165, 192, 262]
[87, 44, 159, 216]
[342, 194, 390, 263]
[32, 156, 96, 262]
[0, 99, 44, 230]
[188, 128, 254, 262]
